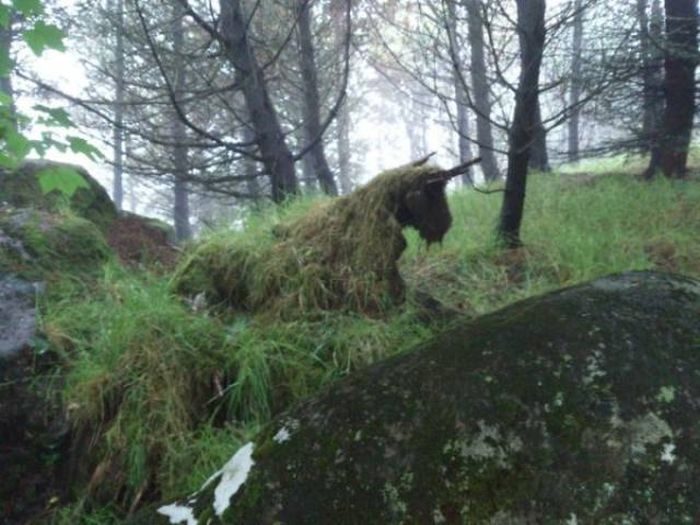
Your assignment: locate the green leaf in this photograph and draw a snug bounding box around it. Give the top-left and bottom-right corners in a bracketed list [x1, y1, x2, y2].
[0, 152, 19, 169]
[34, 104, 74, 127]
[4, 127, 31, 159]
[0, 46, 13, 77]
[12, 0, 42, 17]
[23, 21, 66, 56]
[68, 136, 103, 160]
[0, 5, 11, 29]
[0, 90, 13, 107]
[37, 166, 89, 198]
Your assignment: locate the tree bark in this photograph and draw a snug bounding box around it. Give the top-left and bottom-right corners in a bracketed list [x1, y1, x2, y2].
[331, 0, 353, 195]
[219, 0, 298, 202]
[647, 0, 698, 179]
[529, 101, 550, 172]
[0, 18, 16, 131]
[111, 0, 125, 211]
[465, 0, 500, 182]
[297, 0, 338, 196]
[497, 0, 546, 248]
[446, 0, 473, 186]
[637, 0, 664, 162]
[568, 0, 583, 162]
[171, 3, 191, 240]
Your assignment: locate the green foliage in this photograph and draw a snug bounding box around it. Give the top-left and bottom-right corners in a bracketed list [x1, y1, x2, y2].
[43, 167, 700, 520]
[0, 161, 117, 229]
[0, 0, 102, 199]
[45, 260, 435, 505]
[0, 209, 111, 280]
[402, 171, 700, 314]
[37, 165, 90, 196]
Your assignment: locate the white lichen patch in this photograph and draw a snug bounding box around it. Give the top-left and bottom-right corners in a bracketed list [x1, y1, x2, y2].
[566, 514, 579, 525]
[628, 413, 673, 458]
[157, 503, 197, 525]
[273, 427, 291, 444]
[273, 418, 300, 445]
[488, 511, 531, 524]
[661, 442, 677, 464]
[656, 386, 676, 404]
[446, 420, 522, 469]
[583, 349, 606, 385]
[213, 442, 256, 516]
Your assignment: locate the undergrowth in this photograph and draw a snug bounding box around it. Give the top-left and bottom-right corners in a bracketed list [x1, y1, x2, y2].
[44, 167, 700, 522]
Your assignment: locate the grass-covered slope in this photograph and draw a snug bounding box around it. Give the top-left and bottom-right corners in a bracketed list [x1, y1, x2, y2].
[44, 168, 700, 522]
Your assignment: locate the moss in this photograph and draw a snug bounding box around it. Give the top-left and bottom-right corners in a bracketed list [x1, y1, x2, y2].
[0, 160, 117, 231]
[0, 209, 111, 280]
[172, 163, 458, 317]
[154, 271, 700, 523]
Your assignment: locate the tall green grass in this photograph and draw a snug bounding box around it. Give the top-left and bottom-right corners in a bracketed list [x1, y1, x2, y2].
[402, 172, 700, 314]
[45, 169, 700, 521]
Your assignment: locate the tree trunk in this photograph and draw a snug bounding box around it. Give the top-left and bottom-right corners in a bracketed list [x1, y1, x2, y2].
[331, 0, 353, 195]
[336, 98, 352, 195]
[219, 0, 298, 202]
[465, 0, 500, 182]
[647, 0, 697, 179]
[529, 101, 550, 172]
[0, 19, 16, 130]
[446, 0, 473, 186]
[171, 3, 191, 241]
[111, 0, 125, 211]
[637, 0, 664, 161]
[241, 123, 261, 199]
[403, 91, 429, 160]
[297, 0, 338, 196]
[568, 0, 583, 162]
[497, 0, 546, 248]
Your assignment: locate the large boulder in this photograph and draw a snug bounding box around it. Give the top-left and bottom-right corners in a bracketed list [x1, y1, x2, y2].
[149, 271, 700, 524]
[0, 273, 39, 359]
[0, 273, 67, 522]
[0, 160, 117, 230]
[0, 207, 111, 280]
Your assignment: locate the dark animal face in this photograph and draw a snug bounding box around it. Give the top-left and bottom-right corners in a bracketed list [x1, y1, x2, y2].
[396, 180, 452, 244]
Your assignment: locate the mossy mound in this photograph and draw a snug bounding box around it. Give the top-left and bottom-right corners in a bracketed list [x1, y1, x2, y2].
[0, 160, 117, 231]
[146, 271, 700, 523]
[107, 212, 177, 268]
[173, 162, 468, 316]
[0, 208, 111, 279]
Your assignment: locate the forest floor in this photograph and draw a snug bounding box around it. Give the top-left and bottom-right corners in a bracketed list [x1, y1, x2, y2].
[43, 160, 700, 523]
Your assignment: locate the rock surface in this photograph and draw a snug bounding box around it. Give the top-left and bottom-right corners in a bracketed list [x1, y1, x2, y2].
[0, 273, 65, 523]
[0, 207, 111, 279]
[0, 160, 117, 230]
[147, 271, 700, 524]
[0, 273, 39, 358]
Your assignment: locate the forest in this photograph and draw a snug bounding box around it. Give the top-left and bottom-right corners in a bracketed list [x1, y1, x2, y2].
[0, 0, 699, 523]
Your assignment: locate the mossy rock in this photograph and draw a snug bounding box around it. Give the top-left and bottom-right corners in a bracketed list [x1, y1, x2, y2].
[147, 271, 700, 524]
[0, 160, 117, 231]
[0, 208, 111, 279]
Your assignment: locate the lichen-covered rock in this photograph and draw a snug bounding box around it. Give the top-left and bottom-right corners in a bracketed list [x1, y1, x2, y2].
[0, 208, 111, 279]
[0, 273, 40, 358]
[0, 273, 67, 522]
[149, 271, 700, 524]
[0, 159, 117, 230]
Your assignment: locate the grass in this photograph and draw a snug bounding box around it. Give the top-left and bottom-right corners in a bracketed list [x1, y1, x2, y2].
[42, 164, 700, 522]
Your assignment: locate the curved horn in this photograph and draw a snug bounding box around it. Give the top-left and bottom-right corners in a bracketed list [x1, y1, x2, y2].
[426, 157, 483, 184]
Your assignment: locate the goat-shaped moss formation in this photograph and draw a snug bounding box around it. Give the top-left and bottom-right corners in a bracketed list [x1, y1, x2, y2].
[172, 157, 481, 316]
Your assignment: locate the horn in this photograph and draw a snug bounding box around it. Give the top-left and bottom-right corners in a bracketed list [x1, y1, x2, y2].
[410, 152, 437, 167]
[426, 157, 482, 184]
